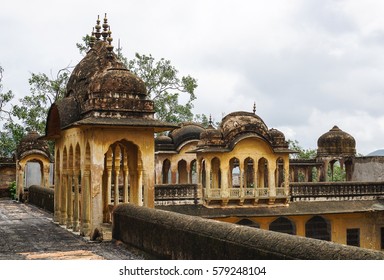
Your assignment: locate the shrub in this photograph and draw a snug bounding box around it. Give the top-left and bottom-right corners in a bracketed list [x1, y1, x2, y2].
[9, 181, 16, 200]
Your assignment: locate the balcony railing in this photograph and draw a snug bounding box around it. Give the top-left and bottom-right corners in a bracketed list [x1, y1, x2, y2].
[290, 181, 384, 201]
[155, 184, 200, 206]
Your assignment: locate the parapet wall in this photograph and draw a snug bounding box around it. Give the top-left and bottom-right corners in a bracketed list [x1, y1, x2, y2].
[28, 185, 54, 213]
[113, 203, 384, 260]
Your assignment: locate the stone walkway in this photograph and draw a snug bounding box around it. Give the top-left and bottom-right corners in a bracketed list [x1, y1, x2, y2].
[0, 198, 151, 260]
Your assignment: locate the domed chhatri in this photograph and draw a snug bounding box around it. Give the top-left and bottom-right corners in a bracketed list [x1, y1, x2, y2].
[317, 125, 356, 157]
[45, 14, 175, 139]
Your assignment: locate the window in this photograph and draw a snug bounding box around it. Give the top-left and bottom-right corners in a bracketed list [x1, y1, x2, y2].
[381, 227, 384, 250]
[305, 216, 331, 241]
[346, 228, 360, 247]
[269, 217, 296, 235]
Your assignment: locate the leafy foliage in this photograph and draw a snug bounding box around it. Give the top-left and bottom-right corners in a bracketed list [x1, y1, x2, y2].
[11, 68, 70, 134]
[8, 181, 17, 200]
[288, 139, 317, 159]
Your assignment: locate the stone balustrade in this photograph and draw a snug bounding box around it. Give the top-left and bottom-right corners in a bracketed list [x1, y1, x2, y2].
[290, 181, 384, 201]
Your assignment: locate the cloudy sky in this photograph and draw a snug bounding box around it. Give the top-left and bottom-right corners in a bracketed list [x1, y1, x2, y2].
[1, 0, 384, 155]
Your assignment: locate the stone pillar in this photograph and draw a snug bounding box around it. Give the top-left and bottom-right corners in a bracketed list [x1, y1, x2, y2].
[268, 162, 276, 197]
[66, 169, 73, 229]
[81, 170, 91, 236]
[114, 168, 120, 206]
[60, 171, 67, 225]
[53, 170, 61, 223]
[73, 170, 80, 232]
[16, 164, 24, 201]
[123, 166, 129, 203]
[137, 167, 143, 206]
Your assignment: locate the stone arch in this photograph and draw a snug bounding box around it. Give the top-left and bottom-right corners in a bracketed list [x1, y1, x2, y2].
[305, 216, 331, 241]
[276, 158, 285, 188]
[102, 140, 143, 223]
[236, 218, 260, 228]
[328, 159, 346, 182]
[211, 157, 221, 189]
[177, 159, 188, 184]
[269, 217, 296, 235]
[244, 157, 255, 188]
[60, 146, 68, 225]
[201, 159, 206, 188]
[66, 145, 74, 228]
[230, 157, 240, 188]
[162, 159, 171, 184]
[190, 159, 197, 184]
[258, 157, 269, 190]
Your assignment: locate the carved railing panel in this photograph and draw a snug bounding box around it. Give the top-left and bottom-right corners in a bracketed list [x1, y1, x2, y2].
[155, 184, 199, 206]
[290, 182, 384, 201]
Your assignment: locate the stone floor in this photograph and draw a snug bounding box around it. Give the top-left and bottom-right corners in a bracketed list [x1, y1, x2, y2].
[0, 198, 152, 260]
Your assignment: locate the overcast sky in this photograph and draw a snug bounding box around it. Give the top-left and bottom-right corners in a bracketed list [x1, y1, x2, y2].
[1, 0, 384, 155]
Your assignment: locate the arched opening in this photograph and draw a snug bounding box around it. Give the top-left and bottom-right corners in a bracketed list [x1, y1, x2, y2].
[73, 144, 81, 231]
[236, 218, 260, 228]
[162, 159, 171, 184]
[25, 160, 43, 188]
[244, 157, 255, 188]
[201, 159, 206, 188]
[328, 159, 346, 182]
[230, 157, 240, 188]
[269, 217, 296, 235]
[190, 159, 197, 184]
[102, 140, 142, 223]
[177, 160, 188, 184]
[305, 216, 331, 241]
[258, 158, 269, 196]
[211, 157, 221, 188]
[276, 158, 285, 188]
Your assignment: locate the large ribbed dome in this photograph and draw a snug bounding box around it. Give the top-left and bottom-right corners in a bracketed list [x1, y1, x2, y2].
[317, 126, 356, 157]
[220, 111, 270, 143]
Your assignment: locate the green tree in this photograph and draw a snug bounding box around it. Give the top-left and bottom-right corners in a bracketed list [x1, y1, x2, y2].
[288, 139, 317, 159]
[0, 66, 18, 157]
[11, 68, 70, 134]
[0, 66, 14, 123]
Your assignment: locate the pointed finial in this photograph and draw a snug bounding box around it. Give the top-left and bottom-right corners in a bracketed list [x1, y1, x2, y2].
[208, 114, 214, 128]
[89, 27, 96, 48]
[253, 102, 256, 114]
[102, 13, 109, 41]
[107, 27, 114, 57]
[95, 15, 101, 41]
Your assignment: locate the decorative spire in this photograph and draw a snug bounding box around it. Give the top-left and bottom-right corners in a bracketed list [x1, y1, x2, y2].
[106, 26, 114, 57]
[89, 27, 96, 48]
[95, 15, 101, 41]
[253, 102, 256, 114]
[208, 114, 214, 128]
[102, 13, 109, 41]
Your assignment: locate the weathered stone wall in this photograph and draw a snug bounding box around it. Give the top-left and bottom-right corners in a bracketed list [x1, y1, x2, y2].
[28, 185, 54, 213]
[112, 203, 384, 260]
[0, 166, 16, 198]
[352, 156, 384, 181]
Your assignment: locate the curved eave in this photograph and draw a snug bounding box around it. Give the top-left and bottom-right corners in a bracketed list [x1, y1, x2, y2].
[64, 117, 179, 132]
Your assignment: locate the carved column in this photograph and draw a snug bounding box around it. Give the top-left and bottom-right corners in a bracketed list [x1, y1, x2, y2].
[73, 170, 80, 232]
[66, 169, 73, 228]
[53, 168, 61, 223]
[137, 167, 143, 206]
[81, 170, 91, 236]
[60, 170, 67, 225]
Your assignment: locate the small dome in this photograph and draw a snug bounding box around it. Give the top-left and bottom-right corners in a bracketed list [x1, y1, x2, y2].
[155, 135, 174, 151]
[269, 128, 288, 148]
[220, 111, 270, 143]
[155, 135, 173, 144]
[169, 123, 205, 149]
[197, 124, 224, 148]
[16, 131, 50, 160]
[317, 126, 356, 157]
